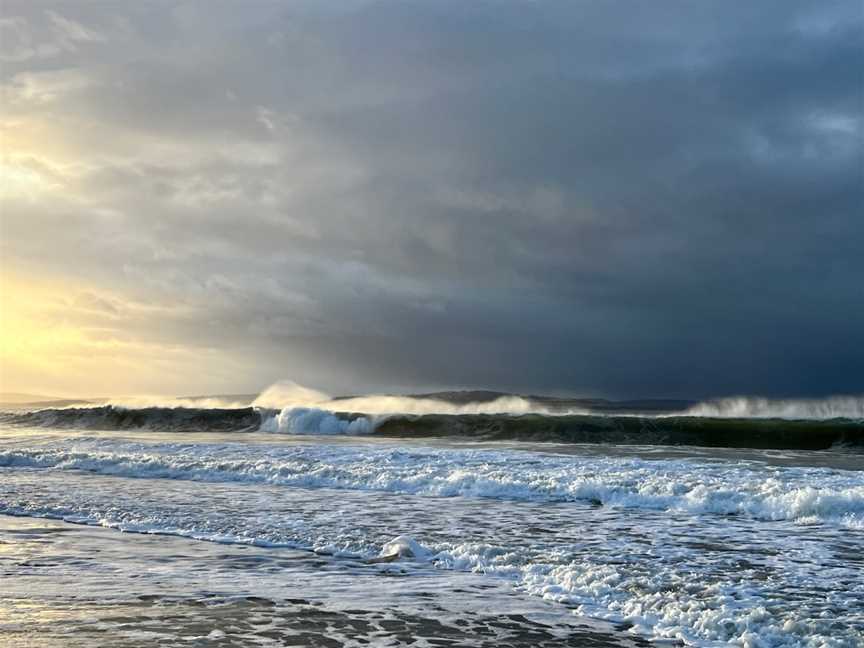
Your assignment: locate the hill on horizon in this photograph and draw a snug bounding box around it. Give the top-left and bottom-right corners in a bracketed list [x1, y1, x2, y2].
[0, 392, 62, 404]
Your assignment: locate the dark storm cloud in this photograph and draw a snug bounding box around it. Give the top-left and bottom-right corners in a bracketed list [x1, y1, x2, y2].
[2, 0, 862, 397]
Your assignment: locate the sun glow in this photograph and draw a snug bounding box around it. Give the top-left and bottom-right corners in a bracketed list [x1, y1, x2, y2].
[1, 135, 72, 201]
[0, 275, 90, 393]
[0, 272, 253, 398]
[0, 162, 50, 198]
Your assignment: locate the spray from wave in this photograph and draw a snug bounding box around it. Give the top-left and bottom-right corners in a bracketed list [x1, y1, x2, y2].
[2, 380, 862, 447]
[683, 395, 864, 420]
[251, 381, 564, 416]
[250, 381, 561, 436]
[13, 378, 861, 421]
[49, 381, 563, 417]
[251, 382, 864, 421]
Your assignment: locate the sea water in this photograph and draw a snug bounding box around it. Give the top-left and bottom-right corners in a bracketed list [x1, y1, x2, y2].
[1, 425, 862, 647]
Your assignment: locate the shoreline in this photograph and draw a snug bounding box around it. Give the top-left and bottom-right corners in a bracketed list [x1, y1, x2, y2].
[0, 514, 649, 648]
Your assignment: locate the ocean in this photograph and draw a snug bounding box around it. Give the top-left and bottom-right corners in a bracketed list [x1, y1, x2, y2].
[1, 399, 862, 647]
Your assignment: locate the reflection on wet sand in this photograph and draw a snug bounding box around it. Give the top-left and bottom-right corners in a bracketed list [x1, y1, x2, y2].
[0, 516, 646, 648]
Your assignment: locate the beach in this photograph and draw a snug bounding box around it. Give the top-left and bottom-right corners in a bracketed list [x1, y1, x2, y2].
[0, 514, 643, 648]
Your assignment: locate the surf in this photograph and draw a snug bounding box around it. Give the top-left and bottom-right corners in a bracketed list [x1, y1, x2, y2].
[2, 403, 862, 451]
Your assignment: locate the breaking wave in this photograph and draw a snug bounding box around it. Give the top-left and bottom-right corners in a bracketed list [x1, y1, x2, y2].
[259, 407, 373, 435]
[10, 380, 861, 422]
[1, 403, 862, 451]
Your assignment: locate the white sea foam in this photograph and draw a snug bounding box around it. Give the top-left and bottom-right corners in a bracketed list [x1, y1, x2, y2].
[379, 535, 432, 561]
[259, 407, 373, 435]
[1, 439, 861, 527]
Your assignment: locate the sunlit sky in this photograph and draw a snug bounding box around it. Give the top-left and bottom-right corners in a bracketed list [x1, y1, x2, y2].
[1, 1, 862, 399]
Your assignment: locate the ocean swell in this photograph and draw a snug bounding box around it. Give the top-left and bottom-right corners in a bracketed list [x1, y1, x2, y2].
[0, 405, 262, 432]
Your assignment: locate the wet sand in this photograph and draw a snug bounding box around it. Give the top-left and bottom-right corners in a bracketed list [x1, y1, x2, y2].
[0, 515, 648, 648]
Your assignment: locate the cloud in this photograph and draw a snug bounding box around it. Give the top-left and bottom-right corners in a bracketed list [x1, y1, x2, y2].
[1, 0, 861, 398]
[0, 8, 106, 63]
[46, 10, 105, 45]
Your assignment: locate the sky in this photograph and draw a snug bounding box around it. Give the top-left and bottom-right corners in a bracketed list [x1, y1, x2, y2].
[0, 0, 862, 400]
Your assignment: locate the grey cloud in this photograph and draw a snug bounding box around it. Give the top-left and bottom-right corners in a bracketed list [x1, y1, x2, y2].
[1, 0, 861, 397]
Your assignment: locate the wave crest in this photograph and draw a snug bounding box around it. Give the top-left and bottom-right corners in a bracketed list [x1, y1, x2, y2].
[260, 407, 373, 435]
